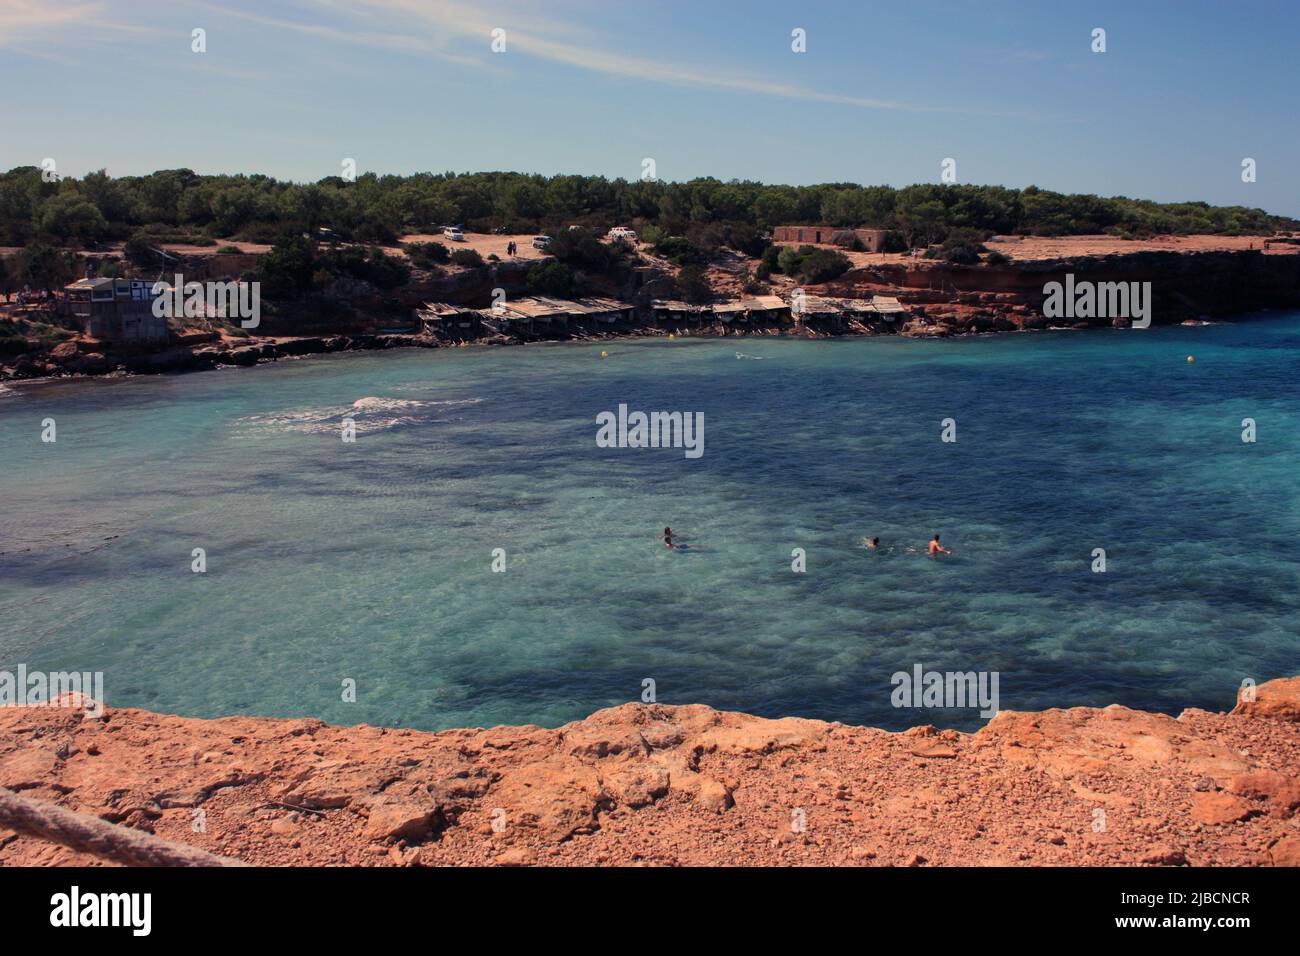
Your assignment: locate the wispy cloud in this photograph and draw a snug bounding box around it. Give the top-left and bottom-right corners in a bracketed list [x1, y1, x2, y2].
[7, 0, 1031, 118]
[257, 0, 1030, 118]
[198, 0, 488, 69]
[0, 0, 159, 54]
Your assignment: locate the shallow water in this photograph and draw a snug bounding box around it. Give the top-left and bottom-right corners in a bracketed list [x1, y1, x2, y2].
[2, 317, 1298, 731]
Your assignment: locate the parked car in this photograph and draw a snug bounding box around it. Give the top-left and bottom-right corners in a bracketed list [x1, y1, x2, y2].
[443, 226, 466, 241]
[607, 226, 638, 243]
[532, 235, 553, 250]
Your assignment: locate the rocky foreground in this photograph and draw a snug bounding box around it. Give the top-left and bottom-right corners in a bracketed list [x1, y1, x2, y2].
[1, 679, 1297, 867]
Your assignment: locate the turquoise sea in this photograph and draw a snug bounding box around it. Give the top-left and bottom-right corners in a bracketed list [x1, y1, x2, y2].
[2, 316, 1298, 731]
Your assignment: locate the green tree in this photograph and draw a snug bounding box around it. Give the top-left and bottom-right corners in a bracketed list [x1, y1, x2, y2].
[258, 235, 315, 297]
[526, 260, 574, 296]
[675, 264, 712, 303]
[38, 193, 109, 244]
[16, 243, 77, 292]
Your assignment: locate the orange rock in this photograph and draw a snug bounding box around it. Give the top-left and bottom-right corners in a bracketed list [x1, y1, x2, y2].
[603, 764, 669, 808]
[0, 677, 1296, 867]
[1268, 836, 1300, 867]
[493, 847, 537, 867]
[909, 746, 958, 759]
[1141, 845, 1187, 866]
[1190, 792, 1253, 826]
[0, 749, 60, 790]
[1231, 677, 1300, 722]
[362, 801, 439, 841]
[695, 777, 733, 813]
[1226, 771, 1300, 817]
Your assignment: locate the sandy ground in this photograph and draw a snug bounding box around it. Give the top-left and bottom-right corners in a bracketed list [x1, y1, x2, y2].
[985, 233, 1298, 260]
[390, 232, 557, 263]
[771, 233, 1300, 270]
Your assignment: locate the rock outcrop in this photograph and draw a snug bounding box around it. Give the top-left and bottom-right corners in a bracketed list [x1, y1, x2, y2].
[8, 244, 1300, 383]
[0, 678, 1297, 866]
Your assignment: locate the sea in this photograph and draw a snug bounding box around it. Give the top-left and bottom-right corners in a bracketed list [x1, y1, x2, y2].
[2, 315, 1298, 731]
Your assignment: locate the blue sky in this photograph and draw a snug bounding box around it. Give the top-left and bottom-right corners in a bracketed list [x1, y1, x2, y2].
[3, 0, 1298, 215]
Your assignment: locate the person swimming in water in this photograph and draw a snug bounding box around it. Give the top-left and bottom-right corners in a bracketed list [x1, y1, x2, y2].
[928, 533, 952, 559]
[866, 537, 881, 550]
[663, 527, 674, 549]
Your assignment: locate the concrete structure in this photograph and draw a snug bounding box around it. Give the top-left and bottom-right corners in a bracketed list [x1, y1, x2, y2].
[773, 225, 888, 252]
[60, 277, 169, 343]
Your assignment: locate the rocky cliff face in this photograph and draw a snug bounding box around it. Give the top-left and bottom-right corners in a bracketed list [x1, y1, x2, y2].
[1, 678, 1297, 867]
[823, 249, 1300, 335]
[6, 247, 1300, 381]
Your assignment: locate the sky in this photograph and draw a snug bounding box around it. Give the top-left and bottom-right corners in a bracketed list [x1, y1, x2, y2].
[2, 0, 1298, 215]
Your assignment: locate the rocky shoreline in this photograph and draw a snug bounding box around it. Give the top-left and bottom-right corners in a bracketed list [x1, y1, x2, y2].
[1, 677, 1296, 867]
[6, 245, 1300, 384]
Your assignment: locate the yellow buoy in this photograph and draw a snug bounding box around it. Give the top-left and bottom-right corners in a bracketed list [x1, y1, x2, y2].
[1187, 355, 1194, 363]
[600, 351, 608, 358]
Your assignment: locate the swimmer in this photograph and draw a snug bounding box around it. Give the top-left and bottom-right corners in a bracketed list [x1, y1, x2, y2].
[866, 537, 881, 550]
[928, 534, 952, 559]
[663, 526, 674, 549]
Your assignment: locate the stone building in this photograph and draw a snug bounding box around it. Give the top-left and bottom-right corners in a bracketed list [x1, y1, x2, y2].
[772, 226, 888, 252]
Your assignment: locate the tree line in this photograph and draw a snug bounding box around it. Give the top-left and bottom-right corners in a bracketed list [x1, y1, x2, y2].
[2, 166, 1293, 253]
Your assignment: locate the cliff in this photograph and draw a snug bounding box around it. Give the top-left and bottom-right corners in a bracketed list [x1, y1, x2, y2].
[5, 244, 1300, 381]
[822, 248, 1300, 335]
[1, 677, 1297, 867]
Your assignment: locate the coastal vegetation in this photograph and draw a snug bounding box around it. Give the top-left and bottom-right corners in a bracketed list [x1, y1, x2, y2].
[925, 228, 990, 264]
[759, 244, 853, 283]
[2, 166, 1293, 258]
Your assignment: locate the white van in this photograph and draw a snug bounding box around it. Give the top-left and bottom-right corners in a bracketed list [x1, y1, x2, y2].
[532, 235, 553, 250]
[443, 226, 465, 242]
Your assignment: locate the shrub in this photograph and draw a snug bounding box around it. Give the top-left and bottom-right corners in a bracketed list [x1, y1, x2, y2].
[926, 228, 988, 264]
[776, 244, 811, 276]
[798, 248, 851, 284]
[123, 233, 161, 268]
[526, 260, 573, 296]
[726, 222, 771, 259]
[449, 248, 484, 268]
[768, 244, 850, 283]
[258, 235, 316, 297]
[404, 241, 450, 267]
[651, 235, 704, 264]
[313, 246, 410, 290]
[675, 264, 712, 303]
